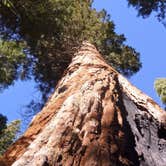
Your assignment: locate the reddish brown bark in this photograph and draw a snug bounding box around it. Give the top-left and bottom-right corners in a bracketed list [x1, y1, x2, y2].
[0, 42, 165, 166]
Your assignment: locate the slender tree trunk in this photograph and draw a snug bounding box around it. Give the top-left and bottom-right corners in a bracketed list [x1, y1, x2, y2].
[0, 42, 166, 166]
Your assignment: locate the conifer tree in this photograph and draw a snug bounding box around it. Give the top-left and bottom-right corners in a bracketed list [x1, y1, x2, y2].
[0, 114, 21, 155]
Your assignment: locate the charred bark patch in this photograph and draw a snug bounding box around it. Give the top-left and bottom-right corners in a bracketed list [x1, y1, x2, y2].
[114, 75, 140, 166]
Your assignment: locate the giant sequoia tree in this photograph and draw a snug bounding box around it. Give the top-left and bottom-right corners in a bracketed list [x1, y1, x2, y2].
[0, 0, 142, 155]
[0, 42, 165, 166]
[0, 1, 166, 165]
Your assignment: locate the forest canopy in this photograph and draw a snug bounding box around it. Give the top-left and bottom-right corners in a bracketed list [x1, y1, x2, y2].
[0, 0, 142, 105]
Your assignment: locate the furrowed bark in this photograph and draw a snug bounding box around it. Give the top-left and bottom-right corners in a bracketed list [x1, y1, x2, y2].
[0, 42, 165, 166]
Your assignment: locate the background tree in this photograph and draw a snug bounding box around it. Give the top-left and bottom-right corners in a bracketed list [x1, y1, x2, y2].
[0, 114, 21, 156]
[0, 0, 141, 116]
[154, 78, 166, 107]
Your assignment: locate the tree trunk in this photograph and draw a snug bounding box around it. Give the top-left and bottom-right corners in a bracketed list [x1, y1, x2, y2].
[0, 42, 166, 166]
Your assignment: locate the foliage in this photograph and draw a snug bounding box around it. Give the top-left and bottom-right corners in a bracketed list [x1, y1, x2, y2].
[0, 0, 142, 116]
[0, 114, 21, 155]
[0, 40, 26, 91]
[154, 78, 166, 105]
[127, 0, 166, 22]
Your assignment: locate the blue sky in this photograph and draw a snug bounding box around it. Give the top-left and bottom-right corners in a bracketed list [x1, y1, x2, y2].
[0, 0, 165, 125]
